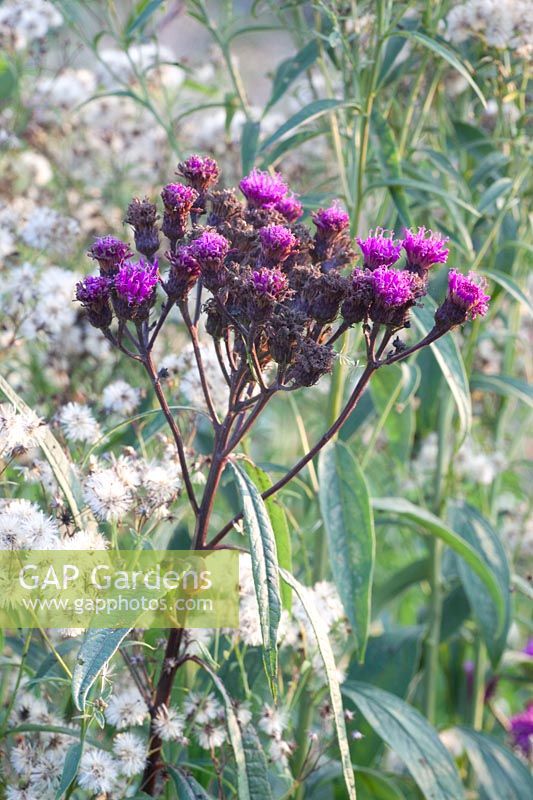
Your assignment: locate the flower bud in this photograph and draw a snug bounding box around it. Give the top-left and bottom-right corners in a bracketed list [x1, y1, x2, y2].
[165, 246, 201, 301]
[161, 184, 199, 246]
[75, 275, 113, 329]
[125, 197, 160, 260]
[88, 236, 132, 276]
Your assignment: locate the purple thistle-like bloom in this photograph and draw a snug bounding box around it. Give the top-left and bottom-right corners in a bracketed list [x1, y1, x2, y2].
[161, 183, 199, 212]
[259, 225, 298, 264]
[448, 270, 490, 319]
[251, 267, 288, 297]
[357, 228, 401, 270]
[166, 246, 201, 300]
[239, 168, 288, 209]
[177, 154, 220, 191]
[75, 275, 110, 303]
[88, 236, 132, 275]
[189, 230, 229, 265]
[115, 259, 159, 305]
[275, 193, 303, 222]
[509, 705, 533, 757]
[370, 266, 416, 307]
[312, 201, 350, 232]
[402, 227, 449, 274]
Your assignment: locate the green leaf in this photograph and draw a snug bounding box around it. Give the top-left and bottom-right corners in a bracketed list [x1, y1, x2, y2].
[471, 373, 533, 409]
[393, 30, 485, 106]
[241, 120, 261, 175]
[244, 463, 292, 610]
[478, 178, 513, 213]
[125, 0, 165, 36]
[72, 629, 130, 711]
[260, 99, 351, 152]
[198, 662, 272, 800]
[449, 503, 510, 665]
[456, 728, 533, 799]
[412, 300, 472, 442]
[370, 365, 415, 463]
[0, 375, 88, 522]
[343, 683, 464, 800]
[372, 497, 505, 635]
[55, 742, 82, 799]
[371, 110, 412, 228]
[482, 270, 533, 315]
[357, 767, 408, 799]
[0, 55, 17, 101]
[280, 569, 356, 800]
[230, 462, 281, 696]
[373, 558, 430, 612]
[318, 441, 375, 658]
[265, 39, 319, 109]
[168, 766, 216, 799]
[367, 177, 480, 217]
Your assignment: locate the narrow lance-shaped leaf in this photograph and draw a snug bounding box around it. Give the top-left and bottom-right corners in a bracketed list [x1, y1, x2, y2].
[411, 299, 472, 443]
[470, 373, 533, 409]
[343, 682, 464, 800]
[260, 99, 354, 152]
[371, 497, 505, 636]
[280, 569, 356, 800]
[318, 441, 375, 658]
[198, 661, 272, 800]
[481, 269, 533, 316]
[72, 628, 130, 711]
[265, 39, 319, 110]
[449, 503, 510, 666]
[455, 727, 533, 800]
[230, 462, 281, 697]
[55, 742, 82, 800]
[168, 766, 217, 799]
[241, 120, 261, 175]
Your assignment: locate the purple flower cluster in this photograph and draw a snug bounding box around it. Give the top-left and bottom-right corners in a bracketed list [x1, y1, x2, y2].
[509, 704, 533, 757]
[239, 168, 289, 209]
[115, 259, 159, 306]
[161, 183, 199, 212]
[251, 267, 288, 297]
[402, 226, 449, 273]
[275, 193, 303, 222]
[357, 228, 402, 270]
[370, 266, 416, 307]
[75, 275, 110, 303]
[259, 225, 298, 264]
[312, 202, 350, 233]
[88, 236, 132, 275]
[189, 230, 229, 265]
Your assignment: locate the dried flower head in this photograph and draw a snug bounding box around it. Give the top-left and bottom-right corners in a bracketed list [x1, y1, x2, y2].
[125, 197, 160, 259]
[177, 154, 220, 193]
[166, 245, 201, 300]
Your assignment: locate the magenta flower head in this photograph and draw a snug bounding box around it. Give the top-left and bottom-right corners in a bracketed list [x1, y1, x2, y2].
[524, 640, 533, 657]
[166, 246, 201, 301]
[312, 202, 350, 233]
[357, 228, 401, 270]
[251, 267, 288, 297]
[189, 230, 230, 292]
[259, 224, 298, 266]
[114, 258, 159, 320]
[177, 154, 220, 193]
[239, 168, 288, 209]
[509, 704, 533, 757]
[275, 193, 303, 223]
[402, 227, 449, 276]
[88, 236, 132, 276]
[246, 267, 289, 321]
[161, 184, 199, 245]
[75, 275, 112, 329]
[369, 266, 417, 325]
[435, 270, 490, 329]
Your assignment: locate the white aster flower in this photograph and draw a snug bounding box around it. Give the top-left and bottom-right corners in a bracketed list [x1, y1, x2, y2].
[152, 704, 186, 741]
[142, 460, 181, 506]
[0, 500, 60, 550]
[258, 705, 289, 739]
[62, 528, 108, 550]
[0, 404, 42, 457]
[105, 688, 148, 729]
[112, 731, 147, 776]
[78, 748, 119, 794]
[102, 380, 141, 416]
[29, 749, 63, 793]
[268, 737, 293, 767]
[57, 402, 100, 444]
[84, 470, 134, 522]
[184, 691, 222, 724]
[19, 207, 80, 256]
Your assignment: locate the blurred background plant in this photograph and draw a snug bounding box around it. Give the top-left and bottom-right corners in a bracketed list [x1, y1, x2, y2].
[0, 1, 531, 799]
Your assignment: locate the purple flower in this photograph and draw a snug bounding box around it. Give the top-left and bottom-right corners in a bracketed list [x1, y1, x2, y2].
[259, 225, 298, 264]
[75, 275, 110, 304]
[251, 267, 288, 297]
[275, 193, 303, 222]
[161, 183, 199, 212]
[239, 168, 288, 209]
[402, 227, 449, 273]
[115, 259, 159, 306]
[177, 154, 220, 191]
[88, 236, 132, 275]
[524, 640, 533, 657]
[357, 228, 401, 270]
[312, 202, 350, 233]
[448, 270, 490, 319]
[370, 266, 416, 307]
[189, 230, 229, 265]
[166, 246, 201, 300]
[509, 705, 533, 757]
